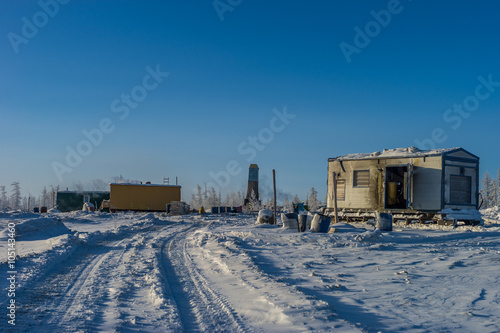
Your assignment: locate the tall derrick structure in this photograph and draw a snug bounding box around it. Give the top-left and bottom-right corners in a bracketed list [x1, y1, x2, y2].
[245, 164, 259, 205]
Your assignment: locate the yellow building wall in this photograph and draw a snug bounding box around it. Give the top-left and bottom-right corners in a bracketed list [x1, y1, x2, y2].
[109, 184, 181, 211]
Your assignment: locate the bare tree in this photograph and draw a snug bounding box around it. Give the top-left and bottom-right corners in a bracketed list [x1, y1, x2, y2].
[237, 191, 244, 207]
[497, 169, 500, 207]
[308, 187, 321, 212]
[282, 195, 291, 212]
[40, 187, 49, 207]
[22, 196, 29, 211]
[190, 184, 203, 210]
[247, 189, 261, 212]
[481, 172, 495, 209]
[91, 179, 108, 191]
[10, 182, 21, 210]
[202, 183, 209, 208]
[74, 181, 84, 192]
[263, 197, 273, 209]
[190, 193, 197, 210]
[202, 187, 219, 209]
[26, 193, 36, 211]
[0, 186, 7, 210]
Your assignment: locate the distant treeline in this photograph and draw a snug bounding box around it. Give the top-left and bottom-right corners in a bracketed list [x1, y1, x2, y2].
[481, 170, 500, 209]
[189, 184, 323, 212]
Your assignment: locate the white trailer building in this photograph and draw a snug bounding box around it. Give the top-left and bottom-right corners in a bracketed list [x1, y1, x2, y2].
[327, 147, 481, 224]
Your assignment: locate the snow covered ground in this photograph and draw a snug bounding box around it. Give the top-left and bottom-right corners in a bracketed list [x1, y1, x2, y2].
[2, 209, 500, 332]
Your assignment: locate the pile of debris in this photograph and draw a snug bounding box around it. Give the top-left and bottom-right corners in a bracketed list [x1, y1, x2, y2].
[167, 201, 190, 215]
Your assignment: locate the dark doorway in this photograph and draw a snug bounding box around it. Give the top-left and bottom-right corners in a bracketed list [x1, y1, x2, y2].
[385, 166, 408, 209]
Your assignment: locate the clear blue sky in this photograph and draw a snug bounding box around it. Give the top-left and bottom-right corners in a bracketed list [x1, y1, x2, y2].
[1, 0, 499, 202]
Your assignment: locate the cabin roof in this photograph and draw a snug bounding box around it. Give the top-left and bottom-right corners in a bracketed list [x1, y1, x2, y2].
[109, 183, 181, 188]
[329, 147, 477, 162]
[57, 190, 110, 194]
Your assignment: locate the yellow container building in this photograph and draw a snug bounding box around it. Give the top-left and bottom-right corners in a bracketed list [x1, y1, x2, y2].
[106, 183, 181, 212]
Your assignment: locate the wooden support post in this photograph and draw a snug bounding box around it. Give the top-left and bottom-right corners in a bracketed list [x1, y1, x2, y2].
[333, 172, 339, 224]
[272, 169, 277, 225]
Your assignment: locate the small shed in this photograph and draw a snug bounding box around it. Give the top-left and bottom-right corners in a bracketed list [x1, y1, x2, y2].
[56, 191, 110, 212]
[327, 147, 480, 219]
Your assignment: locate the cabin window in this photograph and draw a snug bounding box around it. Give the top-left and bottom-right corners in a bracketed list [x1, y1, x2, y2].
[83, 195, 90, 203]
[353, 170, 370, 187]
[450, 175, 471, 204]
[336, 179, 345, 200]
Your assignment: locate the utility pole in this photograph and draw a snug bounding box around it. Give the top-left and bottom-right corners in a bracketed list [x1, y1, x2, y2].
[272, 169, 277, 224]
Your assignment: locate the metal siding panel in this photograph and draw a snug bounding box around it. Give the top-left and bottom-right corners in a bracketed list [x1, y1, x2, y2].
[443, 161, 479, 209]
[56, 192, 84, 212]
[412, 166, 442, 210]
[444, 156, 478, 163]
[476, 164, 480, 209]
[441, 156, 445, 209]
[110, 184, 181, 211]
[404, 156, 442, 211]
[56, 191, 110, 212]
[450, 175, 472, 204]
[336, 179, 346, 200]
[331, 160, 378, 210]
[444, 148, 480, 160]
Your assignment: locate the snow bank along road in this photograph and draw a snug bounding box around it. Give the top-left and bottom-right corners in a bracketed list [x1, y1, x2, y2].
[2, 210, 500, 332]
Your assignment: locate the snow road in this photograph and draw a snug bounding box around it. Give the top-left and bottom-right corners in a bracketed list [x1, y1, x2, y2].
[2, 210, 500, 332]
[3, 218, 255, 332]
[9, 220, 179, 332]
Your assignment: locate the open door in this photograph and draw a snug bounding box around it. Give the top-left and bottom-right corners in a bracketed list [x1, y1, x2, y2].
[406, 163, 413, 209]
[385, 165, 413, 210]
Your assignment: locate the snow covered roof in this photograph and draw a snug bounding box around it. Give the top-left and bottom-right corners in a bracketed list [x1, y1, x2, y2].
[57, 190, 110, 194]
[110, 183, 181, 187]
[330, 147, 464, 161]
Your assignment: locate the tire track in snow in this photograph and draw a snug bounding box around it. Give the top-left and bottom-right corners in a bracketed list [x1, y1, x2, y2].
[189, 231, 361, 332]
[14, 223, 169, 332]
[182, 238, 249, 332]
[159, 224, 249, 332]
[13, 238, 128, 332]
[58, 239, 129, 326]
[97, 229, 184, 332]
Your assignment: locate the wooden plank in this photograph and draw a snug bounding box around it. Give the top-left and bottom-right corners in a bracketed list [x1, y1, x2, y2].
[333, 172, 338, 224]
